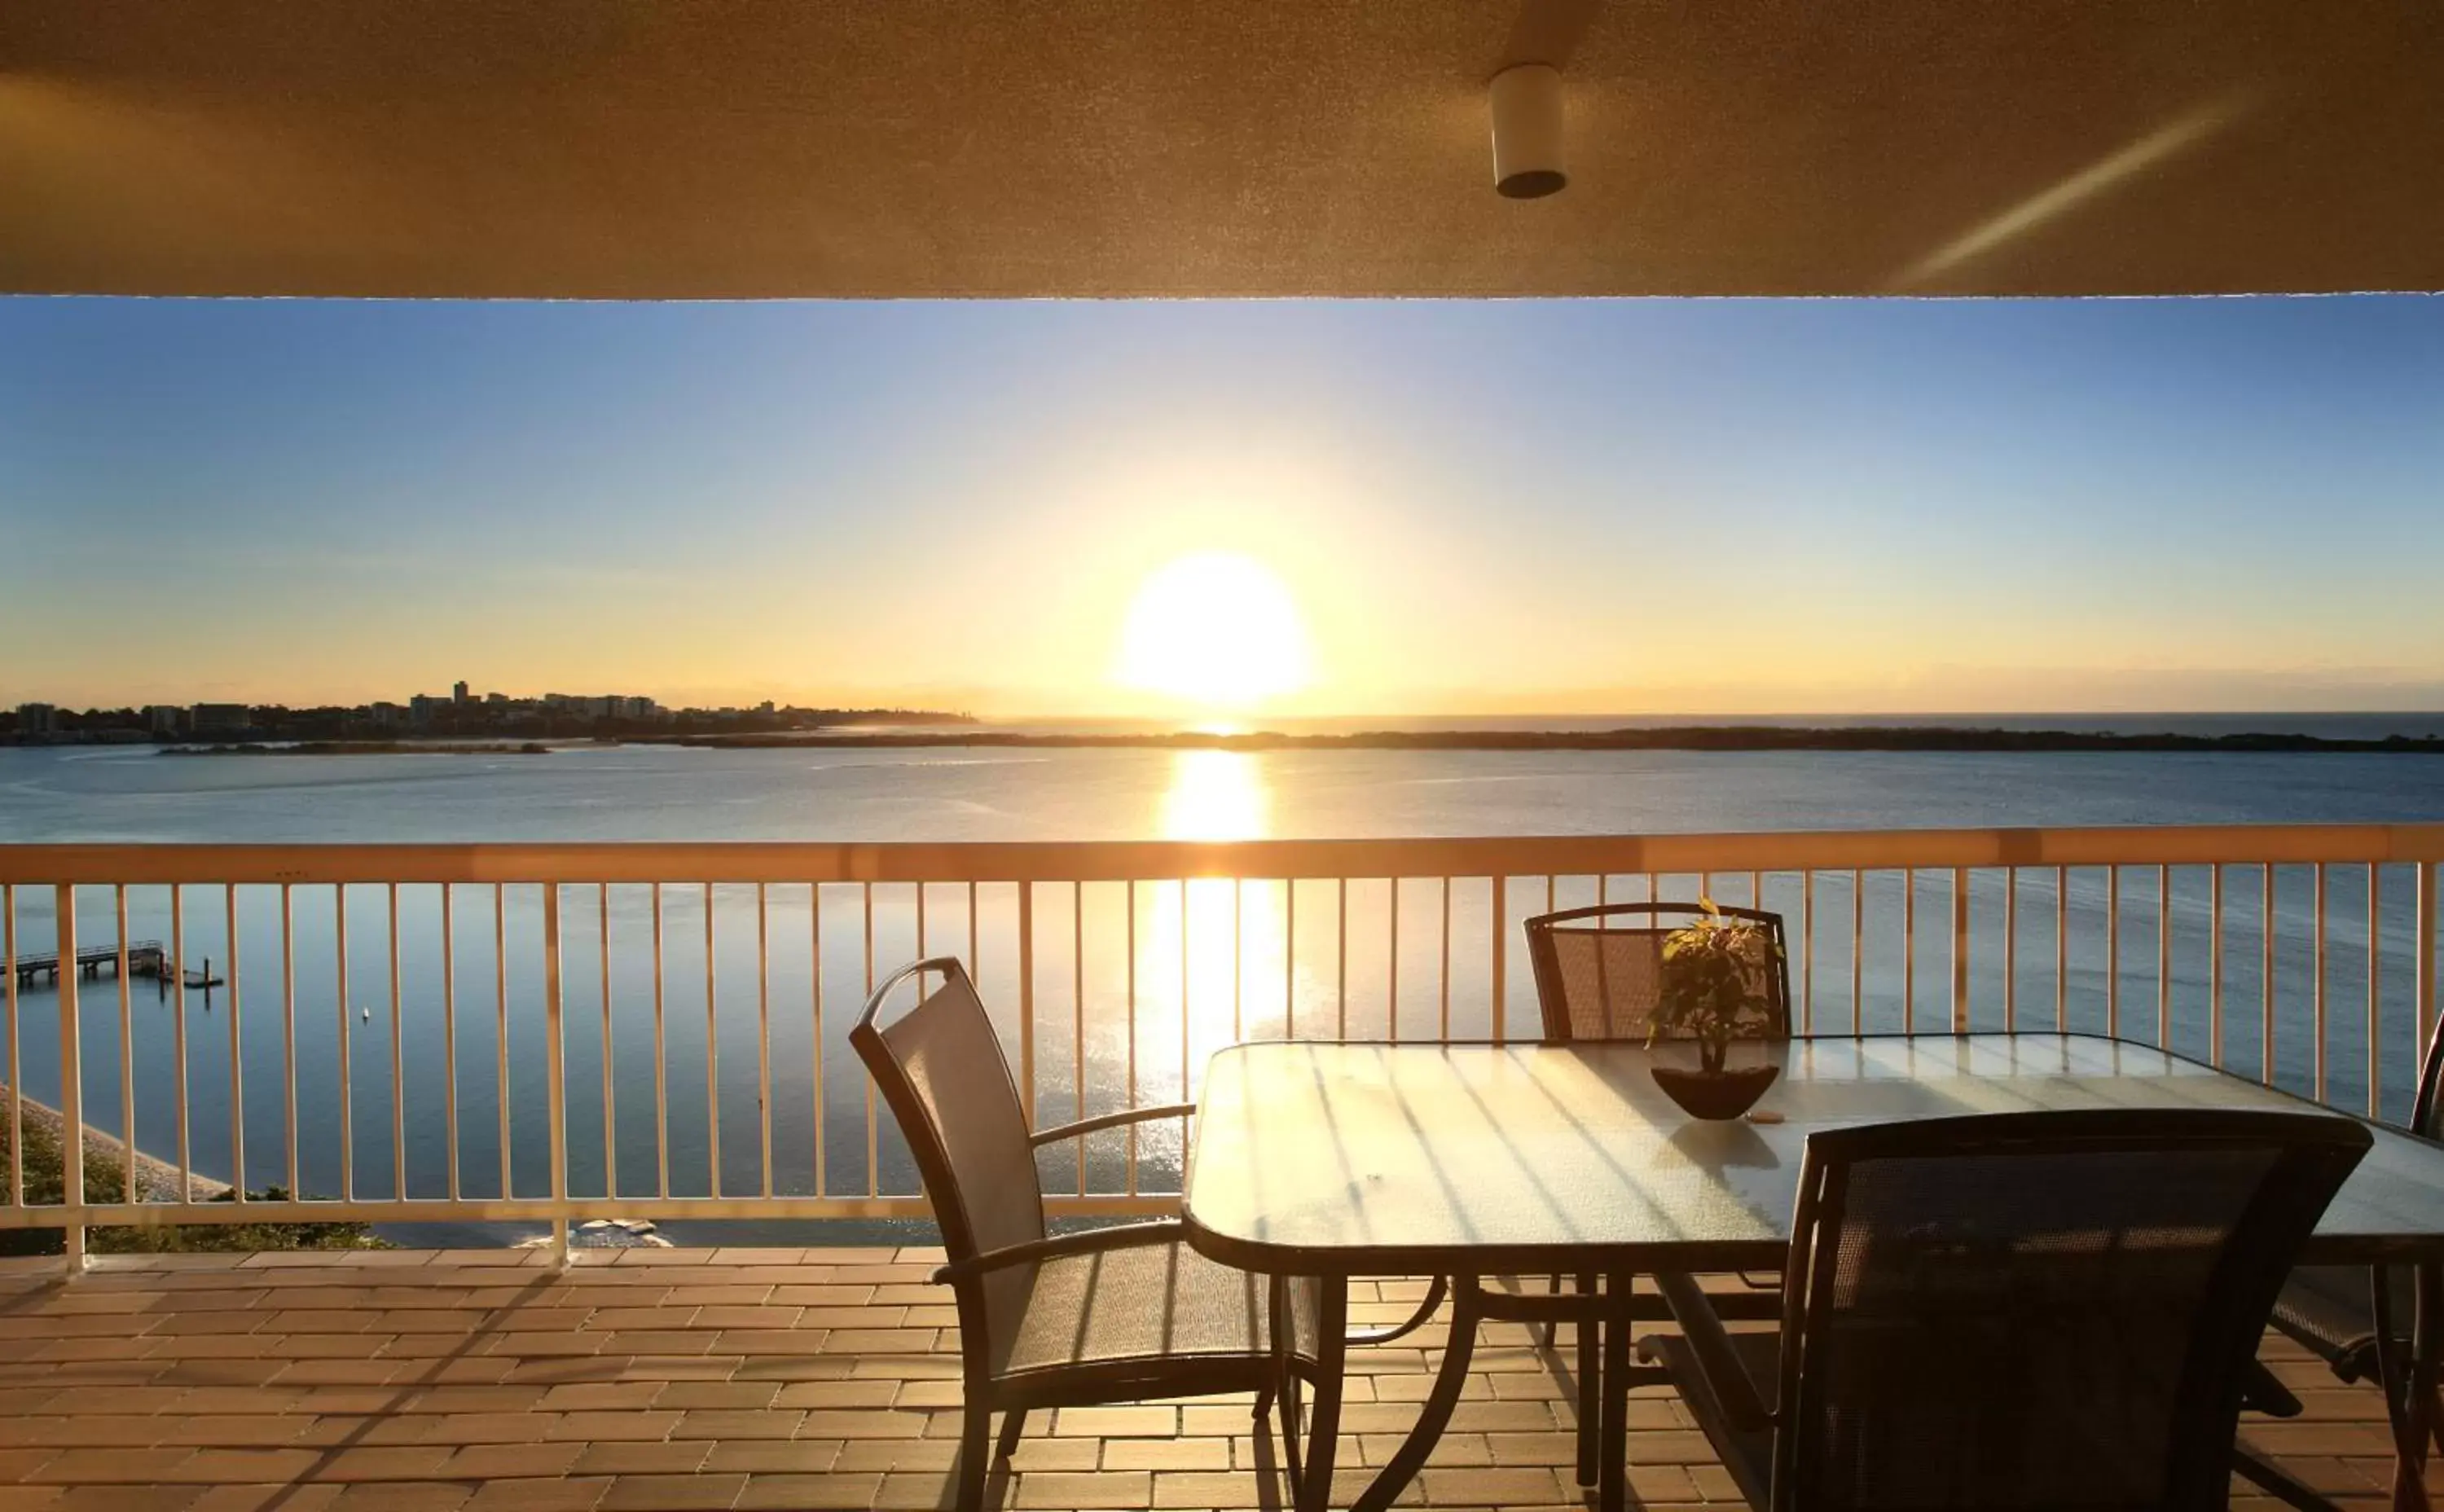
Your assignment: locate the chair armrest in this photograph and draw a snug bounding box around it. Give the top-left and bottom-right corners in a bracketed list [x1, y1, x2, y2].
[1029, 1104, 1198, 1145]
[930, 1220, 1181, 1285]
[1650, 1269, 1775, 1431]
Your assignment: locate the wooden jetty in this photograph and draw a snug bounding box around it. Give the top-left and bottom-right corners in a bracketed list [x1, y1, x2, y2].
[8, 940, 224, 990]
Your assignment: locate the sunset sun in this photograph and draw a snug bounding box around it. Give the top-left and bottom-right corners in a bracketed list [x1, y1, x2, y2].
[1115, 552, 1313, 710]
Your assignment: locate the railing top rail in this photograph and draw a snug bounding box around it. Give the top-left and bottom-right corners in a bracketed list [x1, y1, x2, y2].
[2, 825, 2442, 885]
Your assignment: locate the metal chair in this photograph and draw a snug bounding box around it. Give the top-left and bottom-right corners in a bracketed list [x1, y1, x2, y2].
[1637, 1107, 2371, 1512]
[852, 957, 1333, 1512]
[1487, 901, 1792, 1487]
[2244, 1009, 2444, 1510]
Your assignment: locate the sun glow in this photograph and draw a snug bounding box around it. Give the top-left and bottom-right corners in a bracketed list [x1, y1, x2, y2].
[1115, 552, 1313, 711]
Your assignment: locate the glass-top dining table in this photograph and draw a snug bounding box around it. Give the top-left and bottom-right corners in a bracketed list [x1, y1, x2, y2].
[1183, 1034, 2444, 1512]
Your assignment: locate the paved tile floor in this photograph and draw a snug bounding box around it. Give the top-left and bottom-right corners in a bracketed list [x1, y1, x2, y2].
[0, 1250, 2418, 1511]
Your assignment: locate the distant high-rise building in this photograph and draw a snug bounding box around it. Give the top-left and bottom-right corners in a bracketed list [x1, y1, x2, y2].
[369, 701, 407, 728]
[409, 694, 439, 727]
[452, 680, 471, 704]
[144, 705, 182, 735]
[485, 692, 508, 706]
[15, 702, 58, 736]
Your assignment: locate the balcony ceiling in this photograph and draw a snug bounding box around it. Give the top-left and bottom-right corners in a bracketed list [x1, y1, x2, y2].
[4, 0, 2443, 300]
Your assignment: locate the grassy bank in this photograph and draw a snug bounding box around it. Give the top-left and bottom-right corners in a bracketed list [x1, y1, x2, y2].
[0, 1104, 387, 1256]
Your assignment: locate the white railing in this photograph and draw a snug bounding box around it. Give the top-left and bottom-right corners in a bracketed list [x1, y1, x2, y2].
[1, 829, 2438, 1261]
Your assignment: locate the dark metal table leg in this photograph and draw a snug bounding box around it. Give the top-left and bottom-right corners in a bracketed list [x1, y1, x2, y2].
[1600, 1270, 1631, 1512]
[1352, 1276, 1484, 1512]
[1576, 1273, 1600, 1487]
[1297, 1279, 1347, 1512]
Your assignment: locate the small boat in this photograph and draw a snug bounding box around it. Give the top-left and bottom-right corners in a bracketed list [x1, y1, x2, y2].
[360, 1005, 371, 1020]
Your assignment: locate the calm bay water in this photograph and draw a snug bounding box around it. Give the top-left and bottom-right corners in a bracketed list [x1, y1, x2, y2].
[4, 724, 2443, 1244]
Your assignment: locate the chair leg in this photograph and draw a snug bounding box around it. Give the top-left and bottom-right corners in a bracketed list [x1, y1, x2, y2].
[1281, 1370, 1307, 1490]
[956, 1400, 991, 1512]
[993, 1409, 1027, 1462]
[2233, 1446, 2348, 1512]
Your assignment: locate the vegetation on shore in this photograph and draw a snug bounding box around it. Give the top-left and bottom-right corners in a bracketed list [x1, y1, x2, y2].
[0, 1107, 388, 1256]
[161, 741, 552, 757]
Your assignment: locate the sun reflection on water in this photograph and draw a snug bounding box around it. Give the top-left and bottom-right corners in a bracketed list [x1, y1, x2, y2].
[1158, 749, 1269, 841]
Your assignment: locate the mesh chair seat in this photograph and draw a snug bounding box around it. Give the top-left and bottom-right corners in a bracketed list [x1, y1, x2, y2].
[992, 1236, 1320, 1378]
[2272, 1264, 2407, 1385]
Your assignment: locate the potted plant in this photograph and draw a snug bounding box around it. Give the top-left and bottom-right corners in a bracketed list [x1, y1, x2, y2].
[1647, 899, 1785, 1119]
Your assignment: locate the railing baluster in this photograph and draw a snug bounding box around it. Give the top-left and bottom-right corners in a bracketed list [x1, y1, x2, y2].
[2262, 864, 2277, 1087]
[1800, 870, 1813, 1034]
[1950, 867, 1969, 1032]
[1012, 874, 1031, 1123]
[2314, 864, 2328, 1105]
[1850, 869, 1863, 1036]
[494, 883, 509, 1199]
[1285, 878, 1296, 1039]
[114, 887, 133, 1206]
[1336, 878, 1348, 1038]
[1072, 881, 1084, 1196]
[600, 883, 615, 1201]
[1388, 877, 1400, 1044]
[222, 883, 242, 1202]
[2418, 863, 2438, 1092]
[1179, 878, 1190, 1154]
[1903, 868, 1916, 1030]
[653, 882, 669, 1200]
[388, 882, 404, 1201]
[336, 885, 353, 1202]
[443, 885, 459, 1202]
[543, 883, 569, 1262]
[1491, 875, 1507, 1046]
[281, 885, 298, 1198]
[2368, 864, 2383, 1120]
[1126, 879, 1138, 1195]
[2157, 865, 2173, 1049]
[1229, 878, 1242, 1044]
[2002, 868, 2016, 1029]
[2107, 867, 2121, 1039]
[172, 886, 191, 1200]
[2, 884, 16, 1209]
[813, 881, 828, 1196]
[55, 885, 83, 1270]
[863, 883, 877, 1198]
[2210, 864, 2225, 1065]
[2055, 867, 2068, 1032]
[1438, 877, 1451, 1042]
[758, 881, 772, 1201]
[705, 882, 720, 1198]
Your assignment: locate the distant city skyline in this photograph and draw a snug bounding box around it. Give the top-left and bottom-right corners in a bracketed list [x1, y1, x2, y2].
[6, 296, 2442, 716]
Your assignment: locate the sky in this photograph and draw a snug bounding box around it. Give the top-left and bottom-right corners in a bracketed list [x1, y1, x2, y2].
[3, 294, 2442, 718]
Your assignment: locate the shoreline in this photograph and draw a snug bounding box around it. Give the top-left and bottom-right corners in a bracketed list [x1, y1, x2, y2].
[653, 725, 2444, 755]
[1, 1083, 234, 1203]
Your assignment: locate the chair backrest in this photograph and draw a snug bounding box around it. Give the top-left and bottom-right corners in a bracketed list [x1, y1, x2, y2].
[851, 957, 1045, 1273]
[1772, 1108, 2371, 1512]
[1523, 901, 1791, 1044]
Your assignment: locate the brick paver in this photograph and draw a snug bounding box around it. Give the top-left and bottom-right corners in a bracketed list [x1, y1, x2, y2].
[0, 1250, 2410, 1511]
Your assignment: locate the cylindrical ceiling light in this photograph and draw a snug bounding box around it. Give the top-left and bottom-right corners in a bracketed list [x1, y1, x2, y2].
[1488, 62, 1565, 198]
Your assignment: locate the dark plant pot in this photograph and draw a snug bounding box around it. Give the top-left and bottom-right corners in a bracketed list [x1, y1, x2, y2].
[1651, 1063, 1781, 1121]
